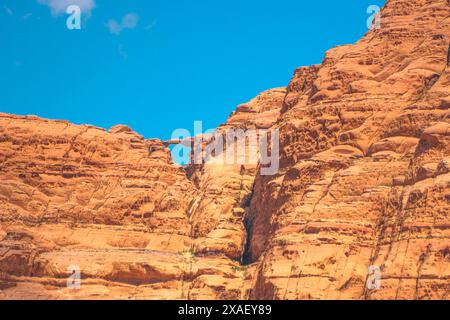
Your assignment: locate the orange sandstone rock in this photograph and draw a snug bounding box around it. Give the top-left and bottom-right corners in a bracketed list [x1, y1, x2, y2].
[1, 0, 449, 300]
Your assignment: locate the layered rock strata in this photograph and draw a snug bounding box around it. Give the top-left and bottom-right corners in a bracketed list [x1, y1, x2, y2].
[0, 0, 449, 300]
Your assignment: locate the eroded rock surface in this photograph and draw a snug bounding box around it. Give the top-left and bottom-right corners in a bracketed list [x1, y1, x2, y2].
[0, 113, 259, 299]
[1, 0, 449, 300]
[246, 0, 450, 300]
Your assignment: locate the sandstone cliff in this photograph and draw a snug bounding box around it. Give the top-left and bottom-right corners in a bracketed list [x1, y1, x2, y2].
[0, 0, 449, 300]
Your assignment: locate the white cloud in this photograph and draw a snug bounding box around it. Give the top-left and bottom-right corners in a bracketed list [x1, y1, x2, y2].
[107, 13, 139, 35]
[118, 44, 128, 60]
[21, 13, 33, 20]
[122, 13, 138, 29]
[4, 5, 13, 15]
[144, 19, 157, 31]
[37, 0, 96, 16]
[107, 20, 121, 35]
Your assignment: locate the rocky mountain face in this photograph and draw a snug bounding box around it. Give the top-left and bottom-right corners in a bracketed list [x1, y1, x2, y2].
[1, 0, 449, 299]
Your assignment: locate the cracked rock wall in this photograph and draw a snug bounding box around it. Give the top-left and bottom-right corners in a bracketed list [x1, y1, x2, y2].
[1, 0, 449, 300]
[246, 0, 450, 300]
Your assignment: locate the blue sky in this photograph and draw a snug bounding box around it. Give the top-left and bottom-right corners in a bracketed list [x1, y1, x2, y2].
[0, 0, 385, 140]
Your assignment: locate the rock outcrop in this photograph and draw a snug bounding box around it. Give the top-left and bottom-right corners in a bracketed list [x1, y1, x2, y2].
[246, 0, 450, 300]
[0, 0, 449, 300]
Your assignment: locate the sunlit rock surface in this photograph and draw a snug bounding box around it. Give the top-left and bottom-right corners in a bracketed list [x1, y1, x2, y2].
[1, 0, 449, 300]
